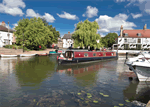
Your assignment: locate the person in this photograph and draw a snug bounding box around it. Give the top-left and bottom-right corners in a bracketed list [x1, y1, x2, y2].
[60, 53, 64, 57]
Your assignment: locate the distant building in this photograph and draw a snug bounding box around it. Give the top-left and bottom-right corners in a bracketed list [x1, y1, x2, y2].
[62, 31, 74, 48]
[114, 24, 150, 50]
[57, 37, 63, 48]
[0, 21, 16, 47]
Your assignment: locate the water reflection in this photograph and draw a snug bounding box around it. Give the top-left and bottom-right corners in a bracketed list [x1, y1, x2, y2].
[123, 81, 150, 106]
[0, 56, 144, 107]
[15, 56, 57, 87]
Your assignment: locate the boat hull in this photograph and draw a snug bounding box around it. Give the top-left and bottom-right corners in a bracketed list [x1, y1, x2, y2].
[20, 54, 36, 57]
[0, 54, 18, 57]
[127, 64, 150, 81]
[58, 56, 118, 65]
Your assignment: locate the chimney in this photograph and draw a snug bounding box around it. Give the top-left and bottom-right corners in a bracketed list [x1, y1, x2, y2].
[68, 31, 70, 34]
[143, 24, 147, 30]
[120, 25, 123, 37]
[1, 21, 5, 26]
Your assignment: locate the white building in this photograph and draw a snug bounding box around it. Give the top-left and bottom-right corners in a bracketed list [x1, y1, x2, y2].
[62, 31, 74, 48]
[0, 21, 15, 47]
[115, 24, 150, 50]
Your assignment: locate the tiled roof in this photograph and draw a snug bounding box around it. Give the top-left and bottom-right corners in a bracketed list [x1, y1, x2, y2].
[0, 25, 15, 33]
[120, 29, 150, 38]
[62, 34, 72, 39]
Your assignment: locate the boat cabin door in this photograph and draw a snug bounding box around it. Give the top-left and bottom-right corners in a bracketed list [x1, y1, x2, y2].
[65, 51, 73, 58]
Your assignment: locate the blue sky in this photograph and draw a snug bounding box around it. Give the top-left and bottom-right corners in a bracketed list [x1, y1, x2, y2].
[0, 0, 150, 37]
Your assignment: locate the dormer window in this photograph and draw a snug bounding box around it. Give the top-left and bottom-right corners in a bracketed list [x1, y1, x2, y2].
[137, 33, 141, 36]
[124, 33, 128, 36]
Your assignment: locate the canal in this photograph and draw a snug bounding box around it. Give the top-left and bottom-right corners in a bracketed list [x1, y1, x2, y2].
[0, 55, 149, 107]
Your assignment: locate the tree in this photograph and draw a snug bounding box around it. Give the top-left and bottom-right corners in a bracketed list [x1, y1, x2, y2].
[47, 25, 60, 44]
[101, 33, 118, 47]
[41, 18, 60, 45]
[72, 19, 103, 50]
[14, 17, 54, 50]
[41, 17, 49, 26]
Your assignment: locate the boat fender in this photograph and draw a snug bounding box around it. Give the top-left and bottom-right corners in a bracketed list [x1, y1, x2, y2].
[57, 56, 59, 60]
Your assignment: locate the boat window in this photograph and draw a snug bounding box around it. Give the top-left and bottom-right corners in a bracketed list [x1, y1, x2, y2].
[103, 53, 106, 56]
[93, 53, 96, 56]
[84, 53, 88, 57]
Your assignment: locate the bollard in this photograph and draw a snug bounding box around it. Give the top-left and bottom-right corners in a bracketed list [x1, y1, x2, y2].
[126, 52, 128, 59]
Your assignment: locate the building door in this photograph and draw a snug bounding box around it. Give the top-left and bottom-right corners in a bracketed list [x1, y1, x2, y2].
[124, 44, 129, 50]
[136, 44, 141, 50]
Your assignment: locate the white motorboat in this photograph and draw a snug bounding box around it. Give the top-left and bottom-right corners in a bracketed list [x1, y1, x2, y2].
[125, 52, 150, 81]
[0, 54, 18, 57]
[20, 54, 36, 57]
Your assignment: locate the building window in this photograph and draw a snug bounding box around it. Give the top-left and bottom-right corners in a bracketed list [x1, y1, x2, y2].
[138, 39, 141, 43]
[84, 53, 88, 57]
[124, 33, 128, 36]
[124, 39, 127, 42]
[93, 53, 96, 56]
[124, 44, 129, 50]
[4, 39, 9, 45]
[137, 33, 141, 36]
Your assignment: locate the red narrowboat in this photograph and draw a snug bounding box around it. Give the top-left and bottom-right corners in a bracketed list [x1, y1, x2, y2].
[58, 50, 118, 65]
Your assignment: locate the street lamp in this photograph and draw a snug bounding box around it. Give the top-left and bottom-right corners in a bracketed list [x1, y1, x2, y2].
[7, 21, 10, 48]
[0, 33, 2, 48]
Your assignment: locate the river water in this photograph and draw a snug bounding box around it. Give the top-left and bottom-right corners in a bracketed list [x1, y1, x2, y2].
[0, 55, 149, 107]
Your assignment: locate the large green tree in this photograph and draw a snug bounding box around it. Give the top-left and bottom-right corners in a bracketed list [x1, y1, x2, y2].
[72, 19, 103, 49]
[41, 17, 49, 26]
[41, 18, 60, 45]
[101, 33, 118, 47]
[14, 17, 54, 50]
[47, 25, 60, 44]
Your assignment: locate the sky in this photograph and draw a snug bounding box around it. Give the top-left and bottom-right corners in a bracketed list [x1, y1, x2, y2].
[0, 0, 150, 37]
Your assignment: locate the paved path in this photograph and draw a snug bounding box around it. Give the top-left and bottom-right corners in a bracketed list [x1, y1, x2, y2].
[0, 47, 56, 55]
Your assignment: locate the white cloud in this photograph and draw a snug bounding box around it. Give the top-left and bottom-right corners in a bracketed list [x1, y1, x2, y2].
[0, 0, 25, 16]
[131, 13, 142, 19]
[57, 11, 79, 20]
[82, 14, 85, 17]
[116, 0, 150, 15]
[26, 9, 55, 23]
[95, 13, 136, 34]
[12, 23, 18, 30]
[100, 33, 105, 37]
[115, 0, 125, 2]
[82, 6, 98, 18]
[43, 13, 55, 23]
[26, 9, 41, 17]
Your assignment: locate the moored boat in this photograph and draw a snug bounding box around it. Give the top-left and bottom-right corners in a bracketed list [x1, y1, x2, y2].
[58, 50, 118, 65]
[36, 53, 48, 56]
[49, 49, 66, 55]
[20, 54, 36, 57]
[125, 52, 150, 81]
[0, 54, 19, 57]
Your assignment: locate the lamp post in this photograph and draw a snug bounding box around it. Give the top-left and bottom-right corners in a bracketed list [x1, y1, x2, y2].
[8, 21, 10, 48]
[23, 33, 24, 52]
[0, 33, 2, 48]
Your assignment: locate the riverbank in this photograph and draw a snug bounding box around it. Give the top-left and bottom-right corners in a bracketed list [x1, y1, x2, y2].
[0, 47, 56, 55]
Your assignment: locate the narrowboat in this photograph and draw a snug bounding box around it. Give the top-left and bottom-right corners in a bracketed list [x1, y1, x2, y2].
[58, 50, 118, 65]
[49, 49, 66, 55]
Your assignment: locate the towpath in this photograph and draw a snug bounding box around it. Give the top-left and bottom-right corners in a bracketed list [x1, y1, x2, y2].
[0, 47, 56, 55]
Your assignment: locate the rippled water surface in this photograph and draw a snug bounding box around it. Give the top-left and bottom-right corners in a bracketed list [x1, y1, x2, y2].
[0, 55, 149, 107]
